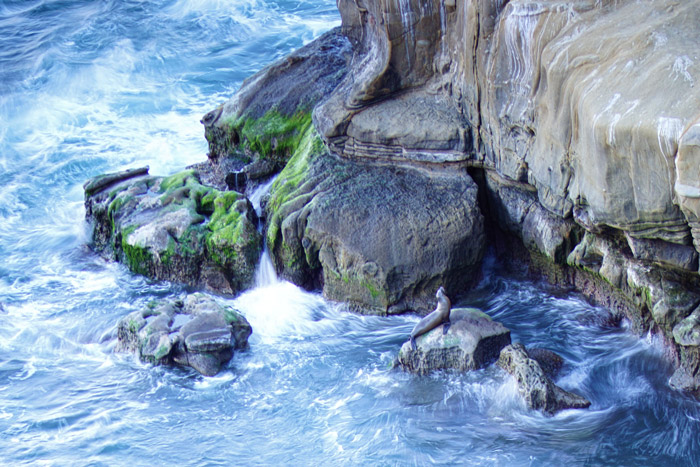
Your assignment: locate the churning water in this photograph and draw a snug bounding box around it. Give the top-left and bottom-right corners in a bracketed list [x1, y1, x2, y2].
[1, 0, 700, 464]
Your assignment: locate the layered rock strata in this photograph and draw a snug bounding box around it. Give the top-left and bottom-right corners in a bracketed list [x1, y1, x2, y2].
[117, 294, 252, 376]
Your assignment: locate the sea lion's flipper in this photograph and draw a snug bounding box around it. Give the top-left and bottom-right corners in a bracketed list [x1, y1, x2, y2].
[410, 336, 417, 351]
[442, 321, 451, 335]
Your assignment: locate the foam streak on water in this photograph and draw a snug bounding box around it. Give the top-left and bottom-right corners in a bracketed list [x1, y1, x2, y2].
[1, 0, 700, 464]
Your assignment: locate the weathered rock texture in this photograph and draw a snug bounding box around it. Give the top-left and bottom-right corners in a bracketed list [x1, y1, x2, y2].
[264, 131, 486, 313]
[282, 0, 700, 394]
[397, 307, 511, 374]
[498, 343, 590, 415]
[117, 294, 252, 376]
[85, 167, 261, 294]
[199, 24, 487, 313]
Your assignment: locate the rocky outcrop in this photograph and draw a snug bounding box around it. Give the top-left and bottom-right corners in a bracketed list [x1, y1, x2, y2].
[498, 344, 590, 415]
[85, 0, 700, 396]
[84, 167, 261, 294]
[264, 126, 486, 313]
[117, 294, 252, 376]
[200, 27, 352, 189]
[316, 0, 700, 255]
[397, 307, 511, 373]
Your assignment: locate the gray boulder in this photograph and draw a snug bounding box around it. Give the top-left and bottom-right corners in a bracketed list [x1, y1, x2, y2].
[397, 308, 511, 374]
[264, 133, 486, 313]
[498, 344, 590, 415]
[117, 293, 252, 376]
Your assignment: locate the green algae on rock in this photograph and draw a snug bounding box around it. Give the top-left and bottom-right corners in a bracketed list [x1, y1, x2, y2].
[84, 167, 261, 294]
[219, 110, 313, 167]
[201, 27, 351, 186]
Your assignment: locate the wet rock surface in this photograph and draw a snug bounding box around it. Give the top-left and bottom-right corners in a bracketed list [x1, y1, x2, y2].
[397, 308, 511, 374]
[117, 294, 252, 376]
[498, 344, 591, 415]
[84, 167, 261, 294]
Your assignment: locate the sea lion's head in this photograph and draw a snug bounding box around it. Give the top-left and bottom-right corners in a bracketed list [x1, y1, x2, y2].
[436, 286, 445, 298]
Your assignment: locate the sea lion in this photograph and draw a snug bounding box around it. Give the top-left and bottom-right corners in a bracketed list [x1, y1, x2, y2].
[410, 286, 452, 350]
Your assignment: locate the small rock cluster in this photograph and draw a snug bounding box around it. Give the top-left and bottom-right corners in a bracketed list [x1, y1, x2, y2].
[117, 293, 252, 376]
[84, 167, 262, 296]
[397, 307, 590, 415]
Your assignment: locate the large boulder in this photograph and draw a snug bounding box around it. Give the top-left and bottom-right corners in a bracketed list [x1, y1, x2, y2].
[498, 344, 590, 415]
[117, 293, 252, 376]
[264, 126, 486, 313]
[397, 308, 511, 374]
[85, 167, 261, 294]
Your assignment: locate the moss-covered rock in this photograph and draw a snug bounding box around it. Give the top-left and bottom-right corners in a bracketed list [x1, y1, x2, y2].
[219, 110, 313, 168]
[116, 293, 251, 376]
[201, 27, 351, 187]
[84, 167, 262, 294]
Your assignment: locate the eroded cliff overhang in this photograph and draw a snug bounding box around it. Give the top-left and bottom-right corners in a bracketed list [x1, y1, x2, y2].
[317, 0, 700, 252]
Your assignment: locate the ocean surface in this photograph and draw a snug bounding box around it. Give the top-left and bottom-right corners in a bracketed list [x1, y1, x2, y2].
[1, 0, 700, 464]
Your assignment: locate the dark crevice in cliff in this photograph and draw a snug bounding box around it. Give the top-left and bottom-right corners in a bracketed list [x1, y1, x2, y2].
[466, 167, 523, 271]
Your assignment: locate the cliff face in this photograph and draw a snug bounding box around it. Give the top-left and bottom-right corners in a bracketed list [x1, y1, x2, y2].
[308, 0, 700, 393]
[318, 0, 700, 248]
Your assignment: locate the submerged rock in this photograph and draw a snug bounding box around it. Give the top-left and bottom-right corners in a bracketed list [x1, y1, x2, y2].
[117, 294, 251, 376]
[498, 344, 590, 415]
[397, 308, 511, 374]
[84, 167, 261, 294]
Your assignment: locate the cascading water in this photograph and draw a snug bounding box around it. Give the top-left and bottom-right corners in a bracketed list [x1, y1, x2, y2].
[249, 176, 280, 287]
[1, 0, 700, 464]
